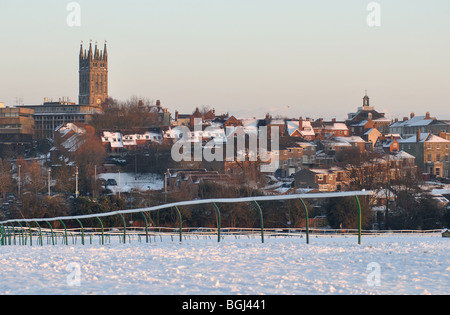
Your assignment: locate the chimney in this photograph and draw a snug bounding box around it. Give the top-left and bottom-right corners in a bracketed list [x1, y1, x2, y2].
[416, 129, 421, 143]
[331, 118, 336, 123]
[299, 117, 303, 130]
[410, 112, 415, 119]
[175, 110, 179, 121]
[425, 112, 431, 120]
[156, 100, 161, 107]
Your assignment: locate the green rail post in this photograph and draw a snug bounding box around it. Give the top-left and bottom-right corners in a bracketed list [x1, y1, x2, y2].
[25, 222, 33, 246]
[3, 225, 10, 246]
[173, 206, 183, 243]
[34, 221, 43, 246]
[212, 203, 222, 243]
[45, 221, 55, 246]
[140, 212, 149, 243]
[96, 217, 104, 245]
[8, 225, 14, 245]
[299, 199, 310, 244]
[16, 222, 25, 245]
[0, 225, 5, 246]
[75, 219, 85, 245]
[253, 201, 264, 244]
[9, 223, 16, 245]
[59, 220, 68, 245]
[118, 213, 127, 244]
[355, 195, 362, 245]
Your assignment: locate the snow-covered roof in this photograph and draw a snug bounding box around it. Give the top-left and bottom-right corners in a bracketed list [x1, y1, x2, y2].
[102, 132, 123, 148]
[399, 133, 450, 144]
[285, 120, 315, 137]
[334, 136, 365, 143]
[389, 151, 415, 160]
[390, 116, 434, 128]
[56, 123, 86, 137]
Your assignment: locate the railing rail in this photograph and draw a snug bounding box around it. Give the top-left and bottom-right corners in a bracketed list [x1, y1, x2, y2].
[0, 191, 373, 246]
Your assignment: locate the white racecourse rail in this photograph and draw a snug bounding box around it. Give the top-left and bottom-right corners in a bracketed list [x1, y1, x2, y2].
[0, 191, 373, 225]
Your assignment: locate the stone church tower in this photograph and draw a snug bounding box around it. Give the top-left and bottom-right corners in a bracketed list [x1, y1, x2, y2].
[79, 41, 108, 107]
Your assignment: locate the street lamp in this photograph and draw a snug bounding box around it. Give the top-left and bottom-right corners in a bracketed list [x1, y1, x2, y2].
[48, 168, 52, 196]
[18, 165, 21, 196]
[75, 167, 79, 198]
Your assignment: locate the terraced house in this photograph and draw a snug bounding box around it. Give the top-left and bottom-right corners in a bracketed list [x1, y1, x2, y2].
[399, 131, 450, 178]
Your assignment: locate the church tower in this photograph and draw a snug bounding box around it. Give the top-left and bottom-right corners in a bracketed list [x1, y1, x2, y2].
[79, 40, 108, 107]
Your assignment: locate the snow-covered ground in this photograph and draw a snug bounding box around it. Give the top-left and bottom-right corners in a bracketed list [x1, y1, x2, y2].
[0, 235, 448, 295]
[98, 172, 164, 193]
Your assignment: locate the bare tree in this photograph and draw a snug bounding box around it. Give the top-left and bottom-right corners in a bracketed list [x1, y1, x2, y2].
[23, 160, 46, 198]
[0, 158, 13, 199]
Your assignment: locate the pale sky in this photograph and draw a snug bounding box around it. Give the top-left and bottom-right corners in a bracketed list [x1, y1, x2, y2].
[1, 0, 449, 120]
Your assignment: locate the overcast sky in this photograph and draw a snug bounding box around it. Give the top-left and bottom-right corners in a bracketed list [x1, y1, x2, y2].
[1, 0, 449, 120]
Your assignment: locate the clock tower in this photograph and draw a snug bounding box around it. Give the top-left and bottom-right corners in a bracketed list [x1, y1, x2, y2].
[79, 40, 108, 107]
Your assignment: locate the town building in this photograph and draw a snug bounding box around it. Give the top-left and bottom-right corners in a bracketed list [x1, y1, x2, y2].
[312, 118, 349, 139]
[346, 93, 391, 134]
[271, 137, 317, 178]
[22, 100, 102, 139]
[285, 118, 316, 141]
[50, 122, 94, 165]
[0, 106, 35, 152]
[399, 131, 450, 178]
[294, 168, 338, 192]
[389, 112, 450, 139]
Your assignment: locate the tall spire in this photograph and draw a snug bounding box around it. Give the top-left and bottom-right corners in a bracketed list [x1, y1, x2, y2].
[79, 41, 84, 60]
[103, 40, 108, 61]
[88, 40, 93, 60]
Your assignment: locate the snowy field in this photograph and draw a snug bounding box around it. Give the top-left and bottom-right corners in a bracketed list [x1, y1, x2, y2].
[0, 234, 449, 295]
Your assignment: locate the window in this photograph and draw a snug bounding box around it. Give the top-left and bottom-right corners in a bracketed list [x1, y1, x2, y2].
[428, 154, 432, 162]
[317, 175, 324, 181]
[437, 154, 441, 162]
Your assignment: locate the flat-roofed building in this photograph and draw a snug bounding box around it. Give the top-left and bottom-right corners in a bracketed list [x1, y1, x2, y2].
[21, 100, 103, 139]
[0, 106, 35, 152]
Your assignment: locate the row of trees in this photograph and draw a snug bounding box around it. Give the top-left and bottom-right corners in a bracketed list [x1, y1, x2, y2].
[92, 97, 163, 132]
